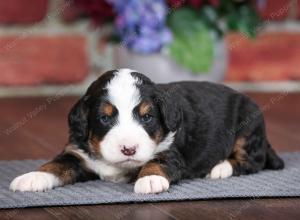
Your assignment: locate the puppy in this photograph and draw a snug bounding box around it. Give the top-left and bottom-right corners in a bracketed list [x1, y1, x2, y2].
[10, 69, 284, 194]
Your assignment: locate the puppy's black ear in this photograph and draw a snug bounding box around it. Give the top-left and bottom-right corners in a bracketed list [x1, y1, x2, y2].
[67, 70, 115, 145]
[68, 95, 90, 144]
[155, 88, 181, 132]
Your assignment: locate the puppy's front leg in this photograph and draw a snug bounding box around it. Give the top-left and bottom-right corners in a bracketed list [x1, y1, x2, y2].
[134, 150, 185, 194]
[134, 162, 170, 194]
[10, 149, 98, 192]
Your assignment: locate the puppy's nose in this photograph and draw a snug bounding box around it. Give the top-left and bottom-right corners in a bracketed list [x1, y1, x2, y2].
[121, 145, 137, 156]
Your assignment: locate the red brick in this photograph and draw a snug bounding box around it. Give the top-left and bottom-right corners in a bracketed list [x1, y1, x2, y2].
[255, 0, 290, 21]
[226, 32, 300, 82]
[0, 35, 88, 85]
[0, 0, 48, 24]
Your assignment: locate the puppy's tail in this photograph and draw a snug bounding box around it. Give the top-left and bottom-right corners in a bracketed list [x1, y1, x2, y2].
[265, 142, 284, 170]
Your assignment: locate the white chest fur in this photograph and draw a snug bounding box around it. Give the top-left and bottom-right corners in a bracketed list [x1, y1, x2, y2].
[69, 149, 130, 183]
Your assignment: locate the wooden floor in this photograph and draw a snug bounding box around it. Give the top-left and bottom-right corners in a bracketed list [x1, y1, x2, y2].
[0, 93, 299, 220]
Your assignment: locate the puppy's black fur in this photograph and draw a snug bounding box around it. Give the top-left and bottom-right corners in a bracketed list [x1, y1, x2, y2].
[42, 70, 284, 185]
[152, 81, 284, 182]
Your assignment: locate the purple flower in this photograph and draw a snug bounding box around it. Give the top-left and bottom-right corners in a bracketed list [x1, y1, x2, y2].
[107, 0, 172, 54]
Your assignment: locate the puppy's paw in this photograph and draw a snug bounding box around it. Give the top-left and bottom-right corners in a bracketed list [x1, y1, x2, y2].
[208, 160, 233, 179]
[134, 175, 169, 194]
[9, 171, 61, 192]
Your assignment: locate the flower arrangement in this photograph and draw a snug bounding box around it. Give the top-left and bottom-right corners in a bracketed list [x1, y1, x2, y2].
[107, 0, 172, 54]
[74, 0, 260, 73]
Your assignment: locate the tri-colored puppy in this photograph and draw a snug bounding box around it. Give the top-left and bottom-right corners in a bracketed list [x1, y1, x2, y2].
[10, 69, 284, 194]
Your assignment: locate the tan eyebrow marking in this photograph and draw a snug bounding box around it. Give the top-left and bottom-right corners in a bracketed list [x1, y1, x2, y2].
[139, 101, 151, 116]
[100, 102, 114, 116]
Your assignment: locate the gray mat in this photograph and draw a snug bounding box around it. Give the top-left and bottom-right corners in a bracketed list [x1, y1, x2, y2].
[1, 153, 300, 209]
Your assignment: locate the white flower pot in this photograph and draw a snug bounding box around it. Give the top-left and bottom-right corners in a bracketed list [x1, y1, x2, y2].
[113, 39, 228, 83]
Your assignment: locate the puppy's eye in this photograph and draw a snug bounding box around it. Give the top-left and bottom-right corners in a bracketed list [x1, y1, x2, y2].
[141, 114, 153, 123]
[100, 115, 111, 124]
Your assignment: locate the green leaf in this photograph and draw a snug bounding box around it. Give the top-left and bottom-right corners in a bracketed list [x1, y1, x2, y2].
[167, 7, 206, 38]
[169, 28, 214, 73]
[227, 12, 239, 31]
[225, 5, 261, 37]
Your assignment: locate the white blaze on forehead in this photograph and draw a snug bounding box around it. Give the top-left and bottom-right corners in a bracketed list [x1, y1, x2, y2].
[106, 69, 141, 120]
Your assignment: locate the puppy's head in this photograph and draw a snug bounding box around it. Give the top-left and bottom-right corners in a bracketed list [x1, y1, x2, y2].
[68, 69, 180, 169]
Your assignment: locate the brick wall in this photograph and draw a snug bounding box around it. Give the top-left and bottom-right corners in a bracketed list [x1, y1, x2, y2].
[0, 0, 300, 86]
[0, 0, 106, 86]
[226, 0, 300, 82]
